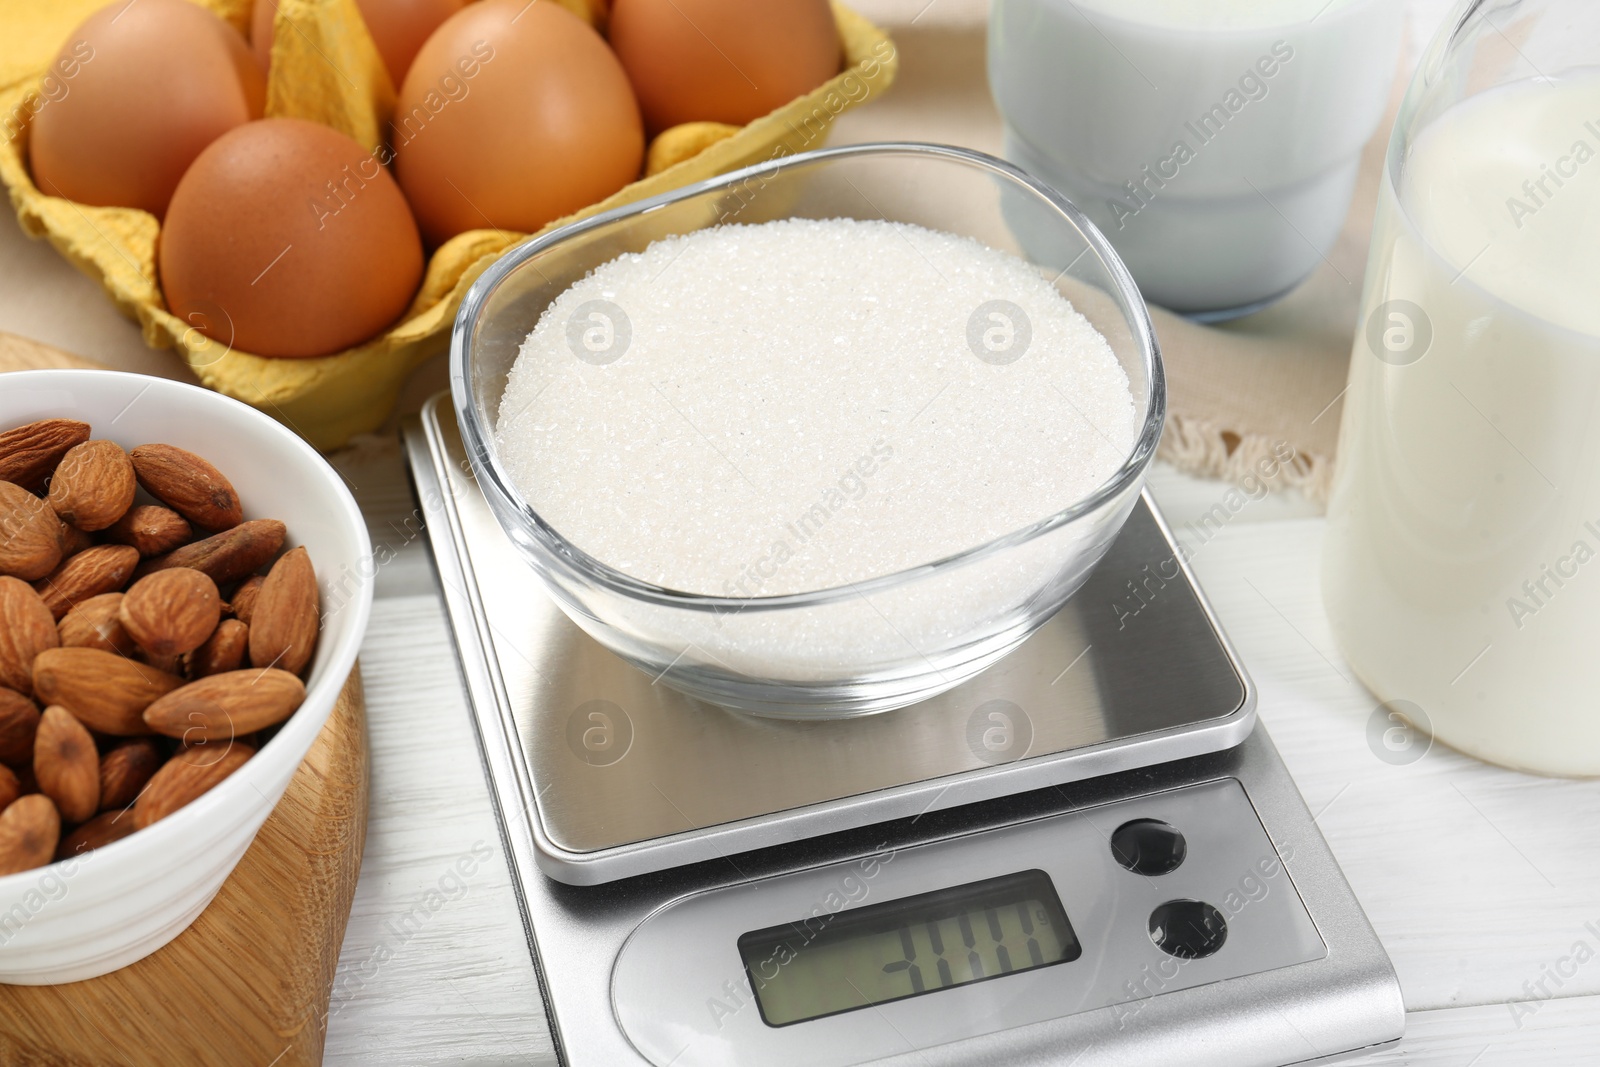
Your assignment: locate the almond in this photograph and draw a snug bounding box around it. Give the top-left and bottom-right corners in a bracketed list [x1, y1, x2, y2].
[0, 689, 41, 766]
[249, 547, 319, 676]
[0, 480, 66, 581]
[104, 504, 192, 556]
[0, 576, 59, 695]
[33, 648, 184, 735]
[59, 522, 94, 558]
[228, 575, 265, 624]
[137, 519, 285, 586]
[34, 706, 99, 824]
[58, 592, 138, 656]
[133, 742, 253, 829]
[99, 738, 164, 810]
[138, 649, 187, 676]
[120, 567, 221, 658]
[47, 440, 137, 532]
[129, 444, 243, 531]
[193, 619, 248, 677]
[143, 668, 305, 741]
[0, 419, 90, 493]
[57, 809, 137, 860]
[0, 794, 59, 875]
[33, 544, 140, 620]
[0, 764, 19, 811]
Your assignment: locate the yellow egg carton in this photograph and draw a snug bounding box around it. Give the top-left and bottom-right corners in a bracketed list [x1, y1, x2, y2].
[0, 0, 898, 449]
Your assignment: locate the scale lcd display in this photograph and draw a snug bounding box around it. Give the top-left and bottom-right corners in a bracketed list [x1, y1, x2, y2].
[737, 869, 1081, 1027]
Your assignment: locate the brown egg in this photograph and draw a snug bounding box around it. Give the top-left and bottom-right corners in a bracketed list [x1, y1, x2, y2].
[250, 0, 276, 70]
[28, 0, 265, 218]
[252, 0, 465, 87]
[159, 118, 424, 359]
[392, 0, 644, 246]
[608, 0, 840, 133]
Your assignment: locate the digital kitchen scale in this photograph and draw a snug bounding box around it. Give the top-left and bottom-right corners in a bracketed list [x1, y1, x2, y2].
[405, 395, 1403, 1067]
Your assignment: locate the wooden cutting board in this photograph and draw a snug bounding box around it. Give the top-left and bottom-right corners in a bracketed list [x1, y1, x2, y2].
[0, 332, 370, 1067]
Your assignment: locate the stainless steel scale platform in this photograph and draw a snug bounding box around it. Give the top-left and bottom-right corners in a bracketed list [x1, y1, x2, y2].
[405, 394, 1404, 1067]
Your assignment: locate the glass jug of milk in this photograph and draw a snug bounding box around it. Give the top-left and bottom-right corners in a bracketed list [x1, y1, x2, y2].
[1324, 0, 1600, 777]
[989, 0, 1402, 319]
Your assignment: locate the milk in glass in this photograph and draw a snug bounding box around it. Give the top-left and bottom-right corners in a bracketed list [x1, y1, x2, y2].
[1325, 72, 1600, 775]
[989, 0, 1400, 316]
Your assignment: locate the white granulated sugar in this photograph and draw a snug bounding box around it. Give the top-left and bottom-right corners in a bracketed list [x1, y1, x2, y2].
[495, 218, 1137, 598]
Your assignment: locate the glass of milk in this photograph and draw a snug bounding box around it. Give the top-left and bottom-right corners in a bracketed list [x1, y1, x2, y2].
[1324, 0, 1600, 776]
[989, 0, 1402, 319]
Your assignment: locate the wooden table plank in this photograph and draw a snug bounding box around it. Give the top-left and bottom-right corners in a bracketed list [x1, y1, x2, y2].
[324, 595, 549, 1067]
[1350, 995, 1600, 1065]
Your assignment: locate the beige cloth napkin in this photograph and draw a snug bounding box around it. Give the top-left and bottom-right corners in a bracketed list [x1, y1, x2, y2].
[831, 17, 1407, 503]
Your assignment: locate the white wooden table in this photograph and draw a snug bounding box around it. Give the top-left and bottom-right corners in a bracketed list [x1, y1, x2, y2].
[317, 444, 1600, 1066]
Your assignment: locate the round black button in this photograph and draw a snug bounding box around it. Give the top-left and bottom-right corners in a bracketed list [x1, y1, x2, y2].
[1110, 819, 1187, 875]
[1149, 900, 1228, 959]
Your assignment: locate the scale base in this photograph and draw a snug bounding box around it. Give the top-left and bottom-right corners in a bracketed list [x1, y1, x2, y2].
[518, 731, 1403, 1067]
[403, 399, 1404, 1067]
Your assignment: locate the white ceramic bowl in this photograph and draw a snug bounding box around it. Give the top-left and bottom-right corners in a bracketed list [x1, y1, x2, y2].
[0, 370, 372, 984]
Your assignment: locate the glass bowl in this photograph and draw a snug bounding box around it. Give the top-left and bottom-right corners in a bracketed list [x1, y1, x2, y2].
[452, 142, 1164, 718]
